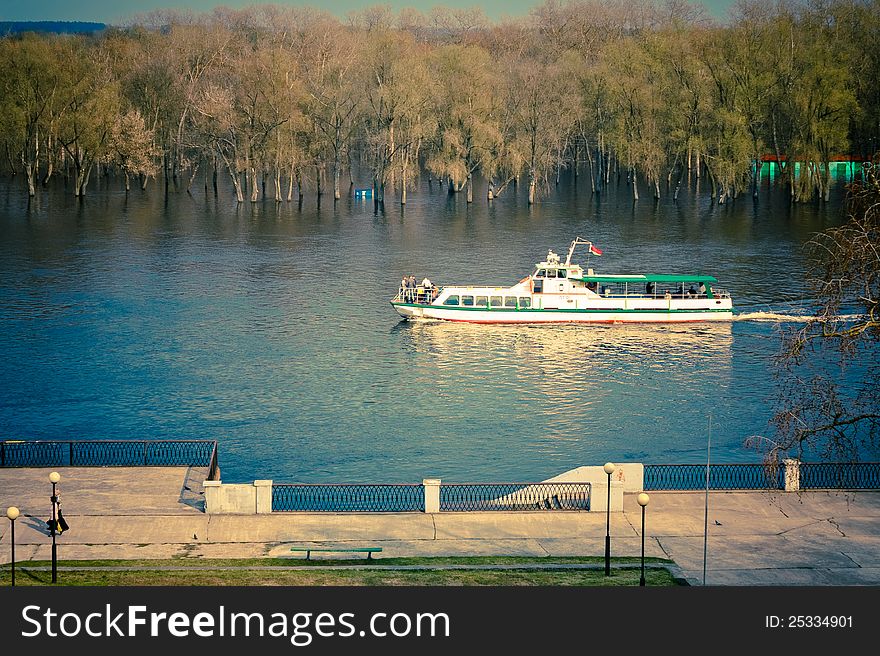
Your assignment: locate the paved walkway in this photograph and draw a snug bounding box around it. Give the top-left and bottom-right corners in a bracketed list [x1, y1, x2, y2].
[2, 467, 879, 585]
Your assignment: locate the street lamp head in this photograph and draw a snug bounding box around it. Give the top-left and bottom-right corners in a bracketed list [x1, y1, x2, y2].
[49, 471, 61, 484]
[603, 462, 616, 475]
[637, 493, 650, 507]
[6, 506, 19, 521]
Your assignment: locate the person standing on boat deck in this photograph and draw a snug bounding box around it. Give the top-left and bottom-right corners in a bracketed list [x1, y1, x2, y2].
[698, 282, 706, 296]
[646, 281, 655, 295]
[421, 278, 433, 304]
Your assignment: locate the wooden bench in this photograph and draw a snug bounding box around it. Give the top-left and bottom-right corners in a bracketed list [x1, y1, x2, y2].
[289, 546, 383, 560]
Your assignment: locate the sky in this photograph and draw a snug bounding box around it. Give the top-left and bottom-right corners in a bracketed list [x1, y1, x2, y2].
[0, 0, 739, 25]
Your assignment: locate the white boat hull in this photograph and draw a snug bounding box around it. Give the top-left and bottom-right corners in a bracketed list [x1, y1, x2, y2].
[392, 301, 733, 324]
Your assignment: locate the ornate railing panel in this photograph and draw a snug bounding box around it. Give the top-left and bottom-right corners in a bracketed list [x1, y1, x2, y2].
[439, 482, 591, 511]
[272, 484, 424, 512]
[644, 464, 784, 490]
[0, 439, 217, 469]
[800, 462, 880, 489]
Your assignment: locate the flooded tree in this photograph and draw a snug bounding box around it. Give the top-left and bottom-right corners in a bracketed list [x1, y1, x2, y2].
[426, 44, 501, 202]
[0, 1, 877, 204]
[770, 161, 880, 461]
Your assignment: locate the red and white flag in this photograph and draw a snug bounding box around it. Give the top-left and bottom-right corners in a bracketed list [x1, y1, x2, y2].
[589, 244, 603, 256]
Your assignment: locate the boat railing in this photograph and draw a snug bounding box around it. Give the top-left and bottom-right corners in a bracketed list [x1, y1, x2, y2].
[394, 286, 440, 305]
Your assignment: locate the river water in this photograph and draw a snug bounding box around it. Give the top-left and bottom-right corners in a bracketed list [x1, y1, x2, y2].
[0, 171, 858, 483]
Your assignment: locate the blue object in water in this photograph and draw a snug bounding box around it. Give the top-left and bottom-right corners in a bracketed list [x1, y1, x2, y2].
[354, 188, 373, 197]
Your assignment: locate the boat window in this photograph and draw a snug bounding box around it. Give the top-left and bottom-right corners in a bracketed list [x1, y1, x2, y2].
[461, 296, 474, 306]
[504, 297, 517, 308]
[558, 269, 567, 278]
[518, 297, 531, 308]
[535, 269, 546, 278]
[444, 295, 460, 306]
[475, 296, 488, 307]
[546, 269, 557, 278]
[489, 296, 503, 307]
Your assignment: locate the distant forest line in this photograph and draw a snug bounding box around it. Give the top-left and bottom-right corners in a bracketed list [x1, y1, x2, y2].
[0, 0, 878, 206]
[0, 22, 107, 35]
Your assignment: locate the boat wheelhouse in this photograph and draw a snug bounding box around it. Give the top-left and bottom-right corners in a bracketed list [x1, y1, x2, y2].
[391, 237, 733, 324]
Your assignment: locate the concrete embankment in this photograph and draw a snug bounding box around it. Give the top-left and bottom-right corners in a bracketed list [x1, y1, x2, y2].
[2, 467, 880, 585]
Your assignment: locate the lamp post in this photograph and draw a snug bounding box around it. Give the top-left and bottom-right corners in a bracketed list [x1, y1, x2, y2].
[637, 493, 650, 586]
[6, 506, 19, 587]
[603, 462, 615, 576]
[49, 471, 60, 583]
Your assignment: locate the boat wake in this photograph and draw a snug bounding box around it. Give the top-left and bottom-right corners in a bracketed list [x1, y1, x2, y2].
[734, 311, 864, 323]
[733, 311, 815, 323]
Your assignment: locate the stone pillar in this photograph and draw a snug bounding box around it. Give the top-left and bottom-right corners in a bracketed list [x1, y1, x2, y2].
[254, 480, 273, 514]
[591, 480, 624, 512]
[204, 480, 222, 514]
[423, 478, 441, 513]
[784, 459, 800, 492]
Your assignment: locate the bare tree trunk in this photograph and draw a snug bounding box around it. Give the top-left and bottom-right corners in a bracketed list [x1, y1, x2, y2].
[667, 152, 680, 186]
[42, 134, 54, 186]
[466, 173, 472, 203]
[401, 160, 407, 205]
[82, 164, 92, 196]
[602, 150, 611, 187]
[586, 146, 596, 194]
[25, 163, 36, 197]
[706, 164, 717, 203]
[631, 167, 639, 201]
[753, 159, 761, 199]
[673, 170, 683, 201]
[217, 149, 244, 202]
[823, 161, 831, 202]
[528, 169, 536, 205]
[274, 168, 282, 202]
[249, 166, 259, 202]
[186, 162, 199, 195]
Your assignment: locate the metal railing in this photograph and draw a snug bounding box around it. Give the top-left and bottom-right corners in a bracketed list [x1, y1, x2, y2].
[440, 482, 591, 511]
[394, 286, 440, 304]
[272, 484, 425, 512]
[800, 462, 880, 489]
[644, 464, 785, 490]
[0, 440, 218, 474]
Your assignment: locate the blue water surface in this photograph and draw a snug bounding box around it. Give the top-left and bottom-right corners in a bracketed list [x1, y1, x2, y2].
[0, 171, 864, 482]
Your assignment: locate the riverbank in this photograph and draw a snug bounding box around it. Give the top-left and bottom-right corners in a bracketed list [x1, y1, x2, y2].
[2, 467, 879, 585]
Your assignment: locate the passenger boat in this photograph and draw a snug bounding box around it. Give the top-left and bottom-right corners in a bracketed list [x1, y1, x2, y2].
[391, 237, 733, 323]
